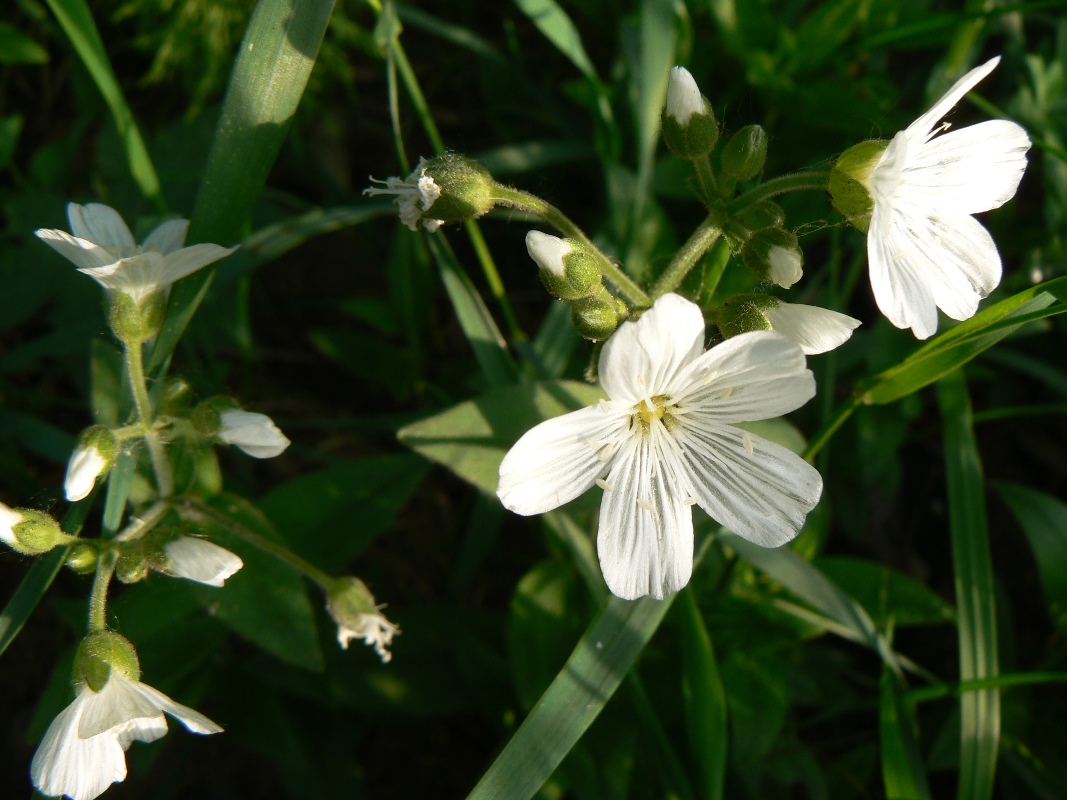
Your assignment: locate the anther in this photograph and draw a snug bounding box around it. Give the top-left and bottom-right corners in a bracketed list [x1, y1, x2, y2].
[683, 496, 697, 506]
[721, 386, 734, 399]
[742, 432, 754, 454]
[637, 498, 654, 511]
[596, 478, 614, 492]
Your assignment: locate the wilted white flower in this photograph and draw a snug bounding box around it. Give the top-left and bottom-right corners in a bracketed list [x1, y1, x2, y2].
[36, 203, 237, 304]
[326, 577, 399, 663]
[334, 611, 399, 663]
[161, 536, 243, 587]
[364, 157, 444, 232]
[218, 410, 290, 458]
[864, 56, 1031, 339]
[498, 293, 822, 600]
[31, 673, 221, 800]
[761, 301, 861, 355]
[665, 66, 704, 125]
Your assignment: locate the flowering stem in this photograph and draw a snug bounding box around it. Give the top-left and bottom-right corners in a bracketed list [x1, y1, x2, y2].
[649, 217, 722, 299]
[87, 549, 117, 633]
[490, 184, 652, 309]
[694, 156, 720, 203]
[803, 392, 861, 462]
[113, 501, 170, 543]
[123, 341, 173, 497]
[727, 170, 831, 213]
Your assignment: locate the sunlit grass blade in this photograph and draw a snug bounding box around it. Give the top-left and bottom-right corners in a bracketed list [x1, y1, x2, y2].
[679, 587, 727, 800]
[513, 0, 600, 81]
[148, 0, 336, 372]
[465, 594, 673, 800]
[43, 0, 163, 210]
[937, 370, 1000, 800]
[881, 664, 932, 800]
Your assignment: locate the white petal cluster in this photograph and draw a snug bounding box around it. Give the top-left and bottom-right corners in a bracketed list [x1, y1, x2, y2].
[31, 674, 221, 800]
[35, 203, 237, 305]
[333, 611, 399, 663]
[64, 446, 109, 503]
[364, 158, 444, 232]
[761, 301, 861, 355]
[498, 293, 823, 600]
[218, 410, 291, 458]
[162, 536, 244, 587]
[864, 56, 1031, 339]
[665, 66, 704, 125]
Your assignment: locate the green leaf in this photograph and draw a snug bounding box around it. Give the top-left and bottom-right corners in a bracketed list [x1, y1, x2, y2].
[397, 380, 605, 496]
[815, 557, 955, 628]
[513, 0, 599, 81]
[0, 114, 23, 170]
[466, 593, 673, 800]
[43, 0, 163, 208]
[679, 588, 727, 800]
[149, 0, 336, 372]
[936, 370, 999, 800]
[996, 482, 1067, 631]
[0, 22, 48, 63]
[880, 667, 932, 800]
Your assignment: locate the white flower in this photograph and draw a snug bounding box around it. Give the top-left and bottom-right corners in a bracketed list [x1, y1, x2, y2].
[666, 66, 703, 125]
[217, 410, 290, 458]
[761, 301, 861, 355]
[162, 536, 243, 587]
[364, 158, 444, 232]
[526, 230, 572, 277]
[333, 611, 399, 663]
[36, 203, 237, 304]
[325, 577, 399, 663]
[31, 673, 221, 800]
[64, 448, 108, 503]
[498, 293, 823, 600]
[0, 502, 23, 549]
[864, 56, 1031, 339]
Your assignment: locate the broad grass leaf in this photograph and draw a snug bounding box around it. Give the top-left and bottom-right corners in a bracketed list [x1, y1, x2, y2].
[816, 557, 955, 628]
[997, 482, 1067, 631]
[880, 667, 931, 800]
[679, 588, 727, 800]
[513, 0, 599, 82]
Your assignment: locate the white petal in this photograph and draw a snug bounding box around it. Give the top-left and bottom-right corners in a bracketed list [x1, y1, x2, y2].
[761, 303, 861, 355]
[128, 680, 223, 735]
[498, 404, 630, 516]
[142, 218, 190, 254]
[674, 420, 822, 547]
[67, 203, 136, 249]
[526, 230, 572, 277]
[35, 228, 117, 270]
[666, 66, 703, 125]
[0, 502, 22, 547]
[160, 243, 238, 285]
[79, 251, 168, 304]
[116, 714, 169, 749]
[905, 56, 1000, 144]
[32, 690, 128, 800]
[867, 201, 939, 338]
[64, 447, 108, 502]
[767, 245, 802, 289]
[79, 674, 163, 739]
[218, 410, 291, 458]
[163, 536, 244, 587]
[599, 293, 705, 401]
[671, 331, 815, 423]
[597, 421, 694, 599]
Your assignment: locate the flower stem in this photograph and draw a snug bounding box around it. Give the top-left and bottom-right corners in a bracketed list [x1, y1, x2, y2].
[803, 392, 861, 462]
[649, 217, 722, 299]
[727, 170, 831, 214]
[88, 549, 117, 633]
[113, 501, 170, 543]
[490, 184, 652, 309]
[693, 156, 720, 203]
[124, 341, 173, 497]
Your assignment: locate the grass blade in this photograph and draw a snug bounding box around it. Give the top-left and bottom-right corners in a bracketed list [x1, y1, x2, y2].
[881, 665, 932, 800]
[679, 587, 727, 800]
[513, 0, 599, 81]
[465, 593, 673, 800]
[937, 370, 1000, 800]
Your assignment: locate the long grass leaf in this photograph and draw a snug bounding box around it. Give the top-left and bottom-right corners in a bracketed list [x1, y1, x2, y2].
[679, 587, 727, 800]
[937, 370, 999, 800]
[881, 665, 932, 800]
[513, 0, 600, 81]
[996, 483, 1067, 630]
[148, 0, 336, 372]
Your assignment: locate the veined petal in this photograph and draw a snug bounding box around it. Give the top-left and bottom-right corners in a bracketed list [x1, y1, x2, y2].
[128, 680, 223, 735]
[906, 56, 1000, 144]
[116, 714, 169, 750]
[161, 243, 238, 285]
[79, 251, 168, 304]
[597, 421, 693, 599]
[675, 420, 822, 547]
[79, 674, 163, 739]
[672, 331, 815, 422]
[142, 219, 190, 255]
[867, 201, 940, 339]
[163, 536, 244, 587]
[498, 404, 629, 516]
[904, 119, 1031, 214]
[599, 293, 705, 401]
[761, 303, 861, 355]
[68, 203, 136, 250]
[218, 410, 291, 458]
[35, 229, 117, 270]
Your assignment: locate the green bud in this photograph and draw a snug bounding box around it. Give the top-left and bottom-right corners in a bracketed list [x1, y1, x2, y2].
[10, 509, 68, 555]
[715, 293, 777, 339]
[736, 200, 785, 232]
[115, 544, 148, 584]
[829, 140, 888, 233]
[663, 67, 719, 160]
[191, 404, 222, 436]
[65, 541, 99, 574]
[158, 378, 194, 414]
[422, 154, 496, 225]
[721, 125, 768, 181]
[571, 295, 626, 341]
[741, 227, 803, 289]
[527, 231, 601, 300]
[75, 631, 140, 692]
[107, 290, 165, 343]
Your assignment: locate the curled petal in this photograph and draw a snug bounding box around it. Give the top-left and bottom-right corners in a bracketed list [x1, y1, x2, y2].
[762, 303, 861, 355]
[163, 536, 244, 587]
[68, 203, 135, 250]
[161, 243, 238, 285]
[142, 219, 190, 255]
[35, 229, 117, 270]
[79, 252, 168, 305]
[218, 410, 291, 458]
[906, 57, 1000, 144]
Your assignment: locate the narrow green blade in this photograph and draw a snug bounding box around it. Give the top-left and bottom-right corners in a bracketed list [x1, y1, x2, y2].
[937, 370, 1000, 800]
[881, 666, 931, 800]
[679, 587, 727, 800]
[512, 0, 599, 81]
[996, 483, 1067, 630]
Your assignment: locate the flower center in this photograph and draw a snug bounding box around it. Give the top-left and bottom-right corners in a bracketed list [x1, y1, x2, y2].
[632, 395, 677, 431]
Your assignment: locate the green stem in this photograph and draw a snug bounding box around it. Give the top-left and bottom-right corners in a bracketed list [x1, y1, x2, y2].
[693, 155, 720, 202]
[649, 217, 722, 299]
[727, 170, 831, 214]
[87, 549, 117, 633]
[803, 392, 861, 461]
[490, 184, 652, 308]
[113, 501, 169, 543]
[124, 340, 173, 497]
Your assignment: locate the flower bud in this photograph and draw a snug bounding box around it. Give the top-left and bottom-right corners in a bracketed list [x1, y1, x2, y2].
[153, 533, 244, 587]
[828, 140, 889, 233]
[571, 295, 626, 341]
[716, 295, 775, 340]
[721, 125, 768, 181]
[717, 294, 860, 354]
[326, 577, 399, 663]
[741, 227, 803, 289]
[65, 541, 99, 574]
[75, 631, 140, 692]
[116, 542, 149, 584]
[662, 66, 719, 160]
[527, 231, 601, 300]
[364, 154, 496, 232]
[158, 377, 194, 415]
[0, 505, 68, 555]
[735, 200, 785, 232]
[218, 409, 290, 459]
[107, 290, 165, 343]
[64, 426, 119, 502]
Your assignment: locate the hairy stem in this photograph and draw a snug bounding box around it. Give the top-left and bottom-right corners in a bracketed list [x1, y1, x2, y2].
[124, 341, 173, 497]
[88, 550, 117, 633]
[649, 217, 722, 299]
[728, 170, 831, 214]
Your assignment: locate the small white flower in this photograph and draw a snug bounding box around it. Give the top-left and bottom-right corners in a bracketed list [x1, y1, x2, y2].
[498, 293, 823, 600]
[666, 66, 704, 125]
[31, 673, 221, 800]
[364, 158, 444, 232]
[864, 56, 1031, 339]
[36, 203, 237, 305]
[334, 611, 399, 663]
[526, 230, 572, 277]
[64, 447, 109, 503]
[217, 410, 291, 458]
[162, 536, 244, 587]
[761, 301, 861, 355]
[0, 502, 23, 548]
